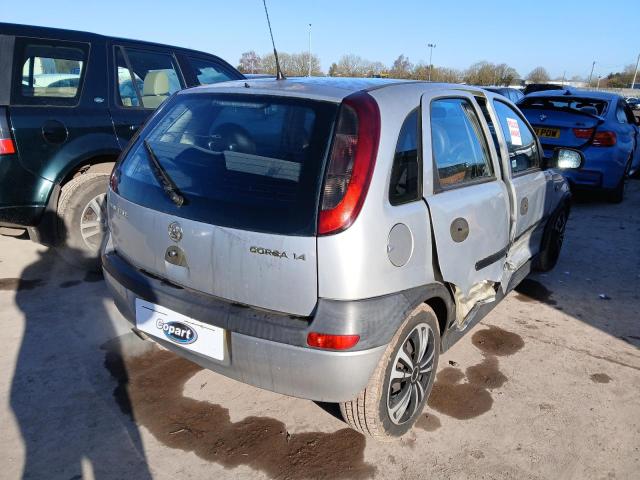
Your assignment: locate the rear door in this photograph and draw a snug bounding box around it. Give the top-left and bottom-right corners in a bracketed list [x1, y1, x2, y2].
[108, 44, 186, 148]
[421, 90, 510, 298]
[490, 99, 548, 244]
[108, 92, 337, 316]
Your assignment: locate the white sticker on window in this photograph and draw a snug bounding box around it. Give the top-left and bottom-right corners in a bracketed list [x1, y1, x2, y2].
[506, 117, 522, 146]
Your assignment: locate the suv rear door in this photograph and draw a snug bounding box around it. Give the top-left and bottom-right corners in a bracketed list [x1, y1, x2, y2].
[8, 36, 117, 185]
[420, 90, 511, 305]
[108, 44, 186, 148]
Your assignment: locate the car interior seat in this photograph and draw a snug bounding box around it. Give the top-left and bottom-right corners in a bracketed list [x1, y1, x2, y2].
[141, 71, 170, 109]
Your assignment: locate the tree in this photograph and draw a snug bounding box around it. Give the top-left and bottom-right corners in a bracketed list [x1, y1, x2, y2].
[527, 66, 550, 83]
[331, 54, 371, 77]
[494, 63, 519, 86]
[605, 64, 635, 88]
[389, 54, 413, 79]
[464, 61, 497, 85]
[237, 51, 261, 74]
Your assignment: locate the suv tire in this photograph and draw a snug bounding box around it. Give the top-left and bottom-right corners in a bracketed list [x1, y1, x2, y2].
[339, 304, 440, 439]
[56, 173, 109, 271]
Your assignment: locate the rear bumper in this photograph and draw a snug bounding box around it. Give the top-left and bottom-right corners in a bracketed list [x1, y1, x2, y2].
[102, 250, 394, 402]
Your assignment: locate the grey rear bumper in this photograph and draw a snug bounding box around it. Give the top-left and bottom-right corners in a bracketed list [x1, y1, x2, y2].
[103, 258, 386, 402]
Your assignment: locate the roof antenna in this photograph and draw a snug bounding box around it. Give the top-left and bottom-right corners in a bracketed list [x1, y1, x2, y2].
[262, 0, 286, 80]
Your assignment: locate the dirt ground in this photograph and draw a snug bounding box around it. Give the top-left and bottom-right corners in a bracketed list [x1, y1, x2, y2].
[0, 181, 639, 480]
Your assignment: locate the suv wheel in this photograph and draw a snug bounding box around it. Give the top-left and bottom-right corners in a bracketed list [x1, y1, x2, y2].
[608, 158, 631, 204]
[56, 173, 109, 271]
[340, 304, 440, 439]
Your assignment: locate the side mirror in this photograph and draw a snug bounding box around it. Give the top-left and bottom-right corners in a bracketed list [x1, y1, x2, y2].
[551, 148, 584, 169]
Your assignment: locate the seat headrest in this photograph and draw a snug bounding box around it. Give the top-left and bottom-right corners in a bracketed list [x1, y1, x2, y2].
[142, 71, 170, 96]
[579, 105, 598, 116]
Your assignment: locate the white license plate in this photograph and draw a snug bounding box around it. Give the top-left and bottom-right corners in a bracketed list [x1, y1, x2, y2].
[135, 299, 226, 361]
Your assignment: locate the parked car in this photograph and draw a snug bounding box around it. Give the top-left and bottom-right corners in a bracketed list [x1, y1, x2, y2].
[0, 23, 244, 268]
[523, 83, 565, 95]
[484, 86, 524, 103]
[103, 77, 571, 438]
[625, 97, 640, 110]
[519, 88, 640, 202]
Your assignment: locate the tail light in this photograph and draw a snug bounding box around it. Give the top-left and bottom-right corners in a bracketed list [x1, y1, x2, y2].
[592, 131, 616, 147]
[307, 332, 360, 350]
[318, 92, 380, 236]
[109, 168, 120, 193]
[0, 108, 16, 155]
[572, 128, 594, 139]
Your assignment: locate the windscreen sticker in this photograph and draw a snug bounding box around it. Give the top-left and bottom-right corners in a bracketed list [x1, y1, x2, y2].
[506, 117, 523, 146]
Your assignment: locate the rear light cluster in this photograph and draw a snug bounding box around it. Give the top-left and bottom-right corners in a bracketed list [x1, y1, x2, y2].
[307, 332, 360, 350]
[572, 127, 616, 146]
[0, 108, 16, 155]
[318, 92, 380, 235]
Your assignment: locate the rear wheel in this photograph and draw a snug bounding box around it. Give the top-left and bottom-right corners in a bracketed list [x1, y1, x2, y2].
[608, 159, 631, 204]
[339, 304, 440, 439]
[56, 173, 109, 271]
[533, 204, 569, 272]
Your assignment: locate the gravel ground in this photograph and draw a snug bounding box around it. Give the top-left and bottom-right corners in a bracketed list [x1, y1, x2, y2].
[0, 180, 639, 480]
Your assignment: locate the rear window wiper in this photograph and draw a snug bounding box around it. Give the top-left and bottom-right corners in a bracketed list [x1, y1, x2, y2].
[143, 140, 186, 207]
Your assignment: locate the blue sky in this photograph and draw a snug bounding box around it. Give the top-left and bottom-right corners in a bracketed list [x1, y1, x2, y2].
[3, 0, 637, 79]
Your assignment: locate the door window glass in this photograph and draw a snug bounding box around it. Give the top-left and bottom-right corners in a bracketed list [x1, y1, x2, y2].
[493, 100, 540, 173]
[16, 41, 87, 104]
[431, 98, 494, 188]
[390, 108, 420, 204]
[616, 104, 628, 123]
[188, 57, 234, 85]
[116, 47, 183, 109]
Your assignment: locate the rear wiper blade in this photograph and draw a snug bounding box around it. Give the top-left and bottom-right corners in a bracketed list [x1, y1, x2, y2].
[143, 140, 185, 207]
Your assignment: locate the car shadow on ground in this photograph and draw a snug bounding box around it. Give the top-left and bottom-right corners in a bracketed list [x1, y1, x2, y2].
[9, 213, 153, 479]
[517, 178, 640, 349]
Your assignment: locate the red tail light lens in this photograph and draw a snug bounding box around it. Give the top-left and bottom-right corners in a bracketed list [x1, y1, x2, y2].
[0, 138, 15, 155]
[307, 332, 360, 350]
[572, 128, 594, 139]
[109, 169, 120, 193]
[0, 108, 16, 155]
[318, 91, 380, 236]
[592, 131, 616, 147]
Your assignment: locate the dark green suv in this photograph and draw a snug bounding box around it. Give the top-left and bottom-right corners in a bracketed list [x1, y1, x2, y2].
[0, 23, 243, 268]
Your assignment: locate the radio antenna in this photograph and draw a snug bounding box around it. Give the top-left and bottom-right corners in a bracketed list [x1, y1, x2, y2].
[262, 0, 285, 80]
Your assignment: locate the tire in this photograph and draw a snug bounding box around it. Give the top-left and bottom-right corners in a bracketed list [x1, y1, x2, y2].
[56, 173, 109, 271]
[607, 159, 631, 204]
[339, 304, 440, 440]
[533, 203, 569, 272]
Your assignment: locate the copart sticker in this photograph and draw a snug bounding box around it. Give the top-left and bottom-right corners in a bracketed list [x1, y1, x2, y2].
[506, 117, 522, 146]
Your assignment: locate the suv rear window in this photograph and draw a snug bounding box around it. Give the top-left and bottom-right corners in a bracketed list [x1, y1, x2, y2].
[116, 93, 337, 235]
[13, 39, 88, 105]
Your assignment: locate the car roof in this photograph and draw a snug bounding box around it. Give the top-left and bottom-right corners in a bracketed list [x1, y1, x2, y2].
[0, 22, 228, 59]
[185, 76, 477, 102]
[526, 87, 620, 101]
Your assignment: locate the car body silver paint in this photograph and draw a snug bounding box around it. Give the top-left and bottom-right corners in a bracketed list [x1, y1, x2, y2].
[107, 193, 318, 316]
[103, 266, 385, 402]
[317, 84, 435, 301]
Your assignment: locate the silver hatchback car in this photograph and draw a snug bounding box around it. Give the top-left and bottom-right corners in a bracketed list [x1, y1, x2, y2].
[104, 77, 571, 439]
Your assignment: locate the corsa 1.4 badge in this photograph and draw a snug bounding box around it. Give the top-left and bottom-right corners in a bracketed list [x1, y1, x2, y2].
[156, 319, 198, 344]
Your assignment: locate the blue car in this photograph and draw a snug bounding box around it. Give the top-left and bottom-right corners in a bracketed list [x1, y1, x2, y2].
[518, 88, 640, 202]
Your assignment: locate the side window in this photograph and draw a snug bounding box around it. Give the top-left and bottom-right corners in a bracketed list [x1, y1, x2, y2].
[493, 100, 540, 174]
[390, 109, 420, 205]
[115, 47, 183, 109]
[616, 104, 628, 124]
[14, 40, 88, 105]
[187, 56, 234, 85]
[431, 98, 494, 188]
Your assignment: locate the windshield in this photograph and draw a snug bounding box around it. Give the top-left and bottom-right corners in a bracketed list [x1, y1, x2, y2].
[519, 96, 608, 116]
[116, 93, 338, 235]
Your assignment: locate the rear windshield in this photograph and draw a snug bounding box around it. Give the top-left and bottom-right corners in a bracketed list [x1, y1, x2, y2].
[116, 93, 338, 235]
[519, 96, 608, 116]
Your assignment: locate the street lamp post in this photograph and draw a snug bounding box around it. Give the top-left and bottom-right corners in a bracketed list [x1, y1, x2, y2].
[588, 61, 596, 86]
[308, 23, 312, 77]
[428, 43, 436, 81]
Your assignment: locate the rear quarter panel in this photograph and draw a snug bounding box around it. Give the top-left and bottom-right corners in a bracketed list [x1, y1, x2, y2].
[317, 86, 435, 301]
